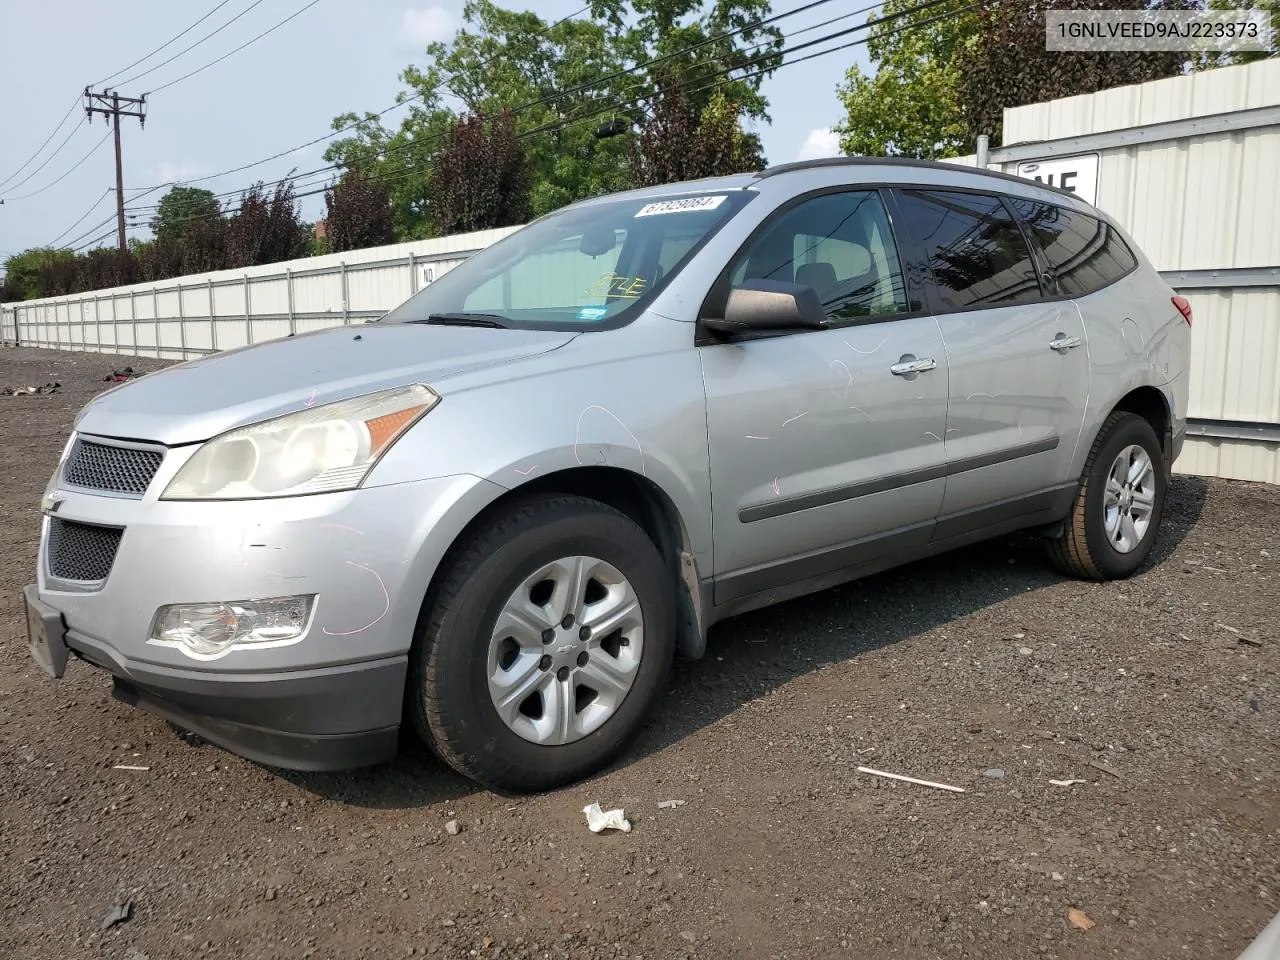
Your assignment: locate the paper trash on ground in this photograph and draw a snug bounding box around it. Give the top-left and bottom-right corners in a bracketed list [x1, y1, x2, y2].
[583, 802, 632, 832]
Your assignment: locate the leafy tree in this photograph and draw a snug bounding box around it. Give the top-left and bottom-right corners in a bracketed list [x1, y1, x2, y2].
[324, 170, 396, 252]
[428, 110, 531, 234]
[131, 236, 184, 282]
[629, 79, 763, 186]
[150, 186, 222, 243]
[36, 252, 80, 297]
[956, 0, 1195, 146]
[2, 247, 78, 300]
[224, 181, 309, 269]
[74, 248, 138, 293]
[836, 0, 1198, 158]
[181, 217, 227, 275]
[324, 1, 782, 232]
[1197, 0, 1279, 68]
[834, 0, 975, 159]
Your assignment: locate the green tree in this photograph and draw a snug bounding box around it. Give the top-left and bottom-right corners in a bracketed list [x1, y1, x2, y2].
[2, 247, 79, 300]
[324, 0, 781, 233]
[1197, 0, 1279, 68]
[836, 0, 1204, 158]
[956, 0, 1194, 146]
[150, 186, 222, 242]
[834, 0, 975, 159]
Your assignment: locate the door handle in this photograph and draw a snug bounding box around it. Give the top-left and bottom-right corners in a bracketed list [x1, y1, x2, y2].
[890, 356, 937, 376]
[1049, 334, 1082, 352]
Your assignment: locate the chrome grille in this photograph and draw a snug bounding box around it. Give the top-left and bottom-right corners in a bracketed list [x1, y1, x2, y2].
[63, 438, 163, 495]
[46, 518, 123, 582]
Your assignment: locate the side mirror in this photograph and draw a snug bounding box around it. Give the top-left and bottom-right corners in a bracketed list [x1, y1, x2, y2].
[703, 279, 827, 336]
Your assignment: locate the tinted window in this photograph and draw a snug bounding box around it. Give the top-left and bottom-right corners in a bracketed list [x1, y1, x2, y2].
[728, 190, 909, 324]
[1007, 199, 1138, 296]
[896, 190, 1041, 309]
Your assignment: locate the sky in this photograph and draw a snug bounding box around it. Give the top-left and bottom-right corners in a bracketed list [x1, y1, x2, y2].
[0, 0, 871, 260]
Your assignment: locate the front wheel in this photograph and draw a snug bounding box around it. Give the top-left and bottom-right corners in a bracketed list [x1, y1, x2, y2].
[1046, 411, 1167, 580]
[408, 494, 676, 792]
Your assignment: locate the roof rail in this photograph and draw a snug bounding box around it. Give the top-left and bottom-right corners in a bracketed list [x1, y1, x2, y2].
[752, 155, 1081, 200]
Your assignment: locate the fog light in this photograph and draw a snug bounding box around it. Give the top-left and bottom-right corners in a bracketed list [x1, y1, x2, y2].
[150, 596, 314, 659]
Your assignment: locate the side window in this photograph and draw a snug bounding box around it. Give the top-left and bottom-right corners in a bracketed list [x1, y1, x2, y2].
[728, 190, 909, 324]
[895, 190, 1042, 310]
[1007, 199, 1138, 296]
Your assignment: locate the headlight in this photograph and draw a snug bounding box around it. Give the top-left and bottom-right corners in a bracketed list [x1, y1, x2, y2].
[162, 384, 438, 500]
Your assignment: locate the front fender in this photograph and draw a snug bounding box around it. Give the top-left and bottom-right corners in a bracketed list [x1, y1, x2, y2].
[367, 349, 713, 568]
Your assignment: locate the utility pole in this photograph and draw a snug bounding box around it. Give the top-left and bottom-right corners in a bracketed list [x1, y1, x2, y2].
[84, 88, 146, 252]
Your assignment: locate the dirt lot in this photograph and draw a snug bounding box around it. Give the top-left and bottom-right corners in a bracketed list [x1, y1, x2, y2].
[1, 345, 1277, 960]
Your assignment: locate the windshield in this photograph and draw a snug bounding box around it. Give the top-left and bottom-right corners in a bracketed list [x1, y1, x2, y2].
[379, 190, 753, 330]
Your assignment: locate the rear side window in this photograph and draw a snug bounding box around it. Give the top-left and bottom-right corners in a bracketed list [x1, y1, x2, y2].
[1007, 199, 1138, 296]
[727, 190, 910, 324]
[895, 190, 1042, 310]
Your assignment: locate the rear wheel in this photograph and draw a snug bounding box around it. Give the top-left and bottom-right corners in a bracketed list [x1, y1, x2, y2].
[1046, 411, 1167, 580]
[409, 494, 675, 792]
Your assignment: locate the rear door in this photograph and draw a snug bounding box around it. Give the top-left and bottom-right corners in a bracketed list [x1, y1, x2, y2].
[698, 188, 950, 603]
[891, 189, 1090, 533]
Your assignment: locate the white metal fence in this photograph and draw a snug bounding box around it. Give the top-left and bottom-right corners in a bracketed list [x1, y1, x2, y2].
[0, 226, 519, 357]
[3, 61, 1278, 483]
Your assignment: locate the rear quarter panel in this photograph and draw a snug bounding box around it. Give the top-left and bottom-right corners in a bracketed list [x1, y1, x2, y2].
[1071, 255, 1188, 478]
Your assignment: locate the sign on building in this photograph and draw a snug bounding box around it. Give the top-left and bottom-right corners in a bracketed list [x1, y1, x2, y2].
[1015, 153, 1099, 204]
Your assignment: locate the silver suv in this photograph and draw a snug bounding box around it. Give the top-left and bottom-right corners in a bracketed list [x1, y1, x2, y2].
[24, 158, 1190, 792]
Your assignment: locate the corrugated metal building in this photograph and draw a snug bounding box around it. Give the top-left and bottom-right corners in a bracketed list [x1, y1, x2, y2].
[951, 58, 1280, 483]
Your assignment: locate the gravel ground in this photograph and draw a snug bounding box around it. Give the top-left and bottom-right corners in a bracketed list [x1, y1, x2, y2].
[2, 346, 1277, 960]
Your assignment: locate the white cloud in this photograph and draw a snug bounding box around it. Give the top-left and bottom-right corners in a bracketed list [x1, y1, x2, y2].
[399, 6, 458, 48]
[796, 128, 843, 162]
[154, 161, 209, 184]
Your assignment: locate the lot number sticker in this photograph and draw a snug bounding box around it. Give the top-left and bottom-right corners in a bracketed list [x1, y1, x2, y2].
[634, 195, 727, 217]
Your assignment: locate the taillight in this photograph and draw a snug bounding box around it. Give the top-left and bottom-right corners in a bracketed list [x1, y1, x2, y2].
[1172, 295, 1192, 326]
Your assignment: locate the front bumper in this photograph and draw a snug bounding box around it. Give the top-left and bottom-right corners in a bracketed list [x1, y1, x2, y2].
[29, 465, 505, 770]
[26, 583, 405, 770]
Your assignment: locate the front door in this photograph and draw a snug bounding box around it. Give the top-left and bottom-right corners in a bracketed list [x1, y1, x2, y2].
[891, 189, 1090, 529]
[698, 188, 950, 603]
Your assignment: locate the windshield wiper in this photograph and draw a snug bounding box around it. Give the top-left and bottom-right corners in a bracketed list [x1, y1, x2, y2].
[417, 312, 510, 328]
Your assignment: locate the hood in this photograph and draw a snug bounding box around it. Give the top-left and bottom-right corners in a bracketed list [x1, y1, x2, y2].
[75, 323, 577, 445]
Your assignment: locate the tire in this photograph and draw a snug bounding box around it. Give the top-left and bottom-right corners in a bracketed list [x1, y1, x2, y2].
[1046, 411, 1167, 580]
[408, 493, 676, 792]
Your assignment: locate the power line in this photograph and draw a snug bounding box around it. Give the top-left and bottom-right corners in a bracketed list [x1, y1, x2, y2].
[119, 0, 964, 233]
[0, 119, 88, 198]
[122, 0, 803, 208]
[47, 188, 114, 247]
[93, 0, 237, 86]
[74, 227, 122, 253]
[147, 0, 326, 95]
[116, 0, 273, 88]
[3, 129, 113, 202]
[122, 4, 594, 194]
[0, 2, 236, 194]
[0, 96, 82, 192]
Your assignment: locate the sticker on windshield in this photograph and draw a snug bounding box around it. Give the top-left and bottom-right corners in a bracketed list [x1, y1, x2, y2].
[577, 306, 608, 320]
[634, 195, 727, 217]
[585, 273, 648, 299]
